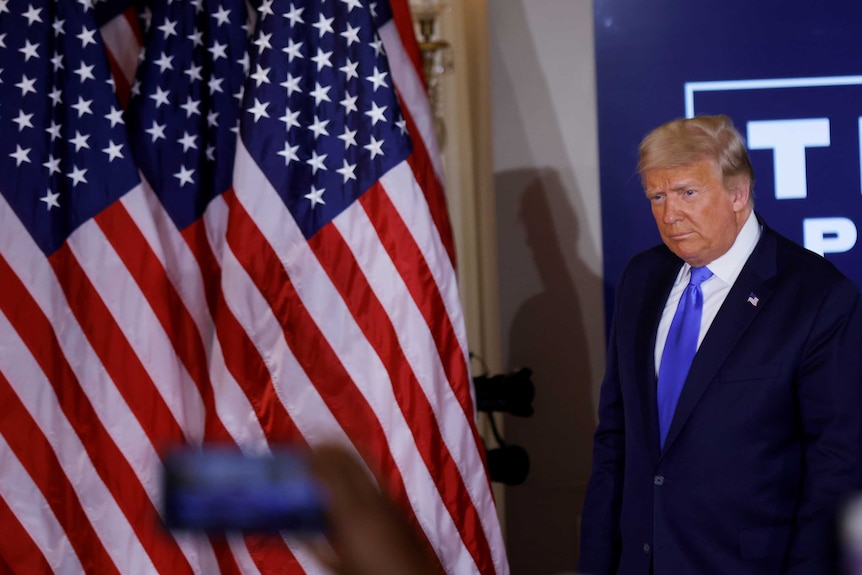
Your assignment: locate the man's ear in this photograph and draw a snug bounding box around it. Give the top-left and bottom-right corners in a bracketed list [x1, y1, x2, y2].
[726, 176, 751, 212]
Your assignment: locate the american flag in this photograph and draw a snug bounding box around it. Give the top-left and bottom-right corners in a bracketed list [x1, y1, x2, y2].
[0, 0, 508, 573]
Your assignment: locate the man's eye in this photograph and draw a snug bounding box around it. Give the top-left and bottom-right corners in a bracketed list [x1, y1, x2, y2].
[649, 194, 664, 202]
[684, 189, 696, 196]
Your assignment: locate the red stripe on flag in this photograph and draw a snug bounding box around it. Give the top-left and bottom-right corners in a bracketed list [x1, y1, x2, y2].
[398, 101, 458, 269]
[125, 6, 144, 46]
[243, 535, 306, 574]
[311, 212, 494, 575]
[180, 219, 224, 323]
[181, 219, 305, 445]
[0, 483, 54, 573]
[203, 535, 242, 575]
[359, 183, 483, 456]
[94, 202, 230, 442]
[48, 243, 186, 448]
[223, 189, 443, 570]
[0, 370, 120, 575]
[0, 254, 195, 575]
[389, 0, 426, 89]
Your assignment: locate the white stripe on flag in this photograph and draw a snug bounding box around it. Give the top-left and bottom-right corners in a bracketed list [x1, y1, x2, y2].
[379, 162, 472, 378]
[219, 246, 352, 448]
[66, 217, 206, 442]
[202, 195, 231, 267]
[100, 10, 139, 86]
[378, 19, 444, 181]
[0, 434, 84, 575]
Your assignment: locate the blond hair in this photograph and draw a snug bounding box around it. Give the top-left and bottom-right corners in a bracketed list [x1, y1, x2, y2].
[638, 115, 755, 198]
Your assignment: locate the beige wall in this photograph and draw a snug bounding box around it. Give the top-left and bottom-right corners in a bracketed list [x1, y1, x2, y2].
[488, 1, 603, 573]
[425, 1, 605, 572]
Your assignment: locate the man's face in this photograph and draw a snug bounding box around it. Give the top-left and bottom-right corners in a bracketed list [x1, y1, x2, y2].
[643, 159, 750, 268]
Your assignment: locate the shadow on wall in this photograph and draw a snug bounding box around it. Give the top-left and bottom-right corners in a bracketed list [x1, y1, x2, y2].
[496, 168, 599, 575]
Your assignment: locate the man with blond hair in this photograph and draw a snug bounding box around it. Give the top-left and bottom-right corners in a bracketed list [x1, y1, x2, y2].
[579, 115, 862, 574]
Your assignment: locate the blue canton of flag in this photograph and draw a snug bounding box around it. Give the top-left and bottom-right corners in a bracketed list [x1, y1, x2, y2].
[0, 0, 139, 256]
[241, 0, 411, 239]
[124, 0, 251, 230]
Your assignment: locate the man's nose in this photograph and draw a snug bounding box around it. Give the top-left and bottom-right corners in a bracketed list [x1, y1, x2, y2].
[660, 197, 682, 224]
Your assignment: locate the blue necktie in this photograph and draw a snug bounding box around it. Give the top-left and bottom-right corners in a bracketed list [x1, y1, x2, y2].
[657, 266, 713, 448]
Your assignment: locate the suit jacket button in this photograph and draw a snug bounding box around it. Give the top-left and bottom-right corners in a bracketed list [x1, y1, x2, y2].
[653, 475, 664, 485]
[643, 543, 651, 554]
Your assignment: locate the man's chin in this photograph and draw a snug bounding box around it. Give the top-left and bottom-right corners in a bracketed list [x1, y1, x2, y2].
[663, 242, 703, 266]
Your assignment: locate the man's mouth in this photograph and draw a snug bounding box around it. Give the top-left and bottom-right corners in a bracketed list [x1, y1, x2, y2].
[667, 231, 693, 240]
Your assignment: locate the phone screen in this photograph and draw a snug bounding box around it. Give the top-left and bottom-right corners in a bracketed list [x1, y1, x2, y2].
[162, 446, 328, 533]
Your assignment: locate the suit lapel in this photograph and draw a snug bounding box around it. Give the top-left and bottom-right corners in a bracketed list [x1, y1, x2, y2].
[634, 250, 682, 464]
[660, 226, 779, 457]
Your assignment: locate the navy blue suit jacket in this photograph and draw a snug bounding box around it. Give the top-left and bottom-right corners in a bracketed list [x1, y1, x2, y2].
[578, 220, 862, 575]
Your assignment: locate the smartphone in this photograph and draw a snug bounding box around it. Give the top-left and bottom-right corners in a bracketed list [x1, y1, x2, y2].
[161, 446, 328, 533]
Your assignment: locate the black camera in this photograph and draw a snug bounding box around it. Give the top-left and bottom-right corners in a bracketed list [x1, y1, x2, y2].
[473, 367, 534, 485]
[474, 367, 534, 417]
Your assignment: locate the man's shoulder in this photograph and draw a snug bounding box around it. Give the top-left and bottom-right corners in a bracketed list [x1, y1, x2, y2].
[613, 244, 681, 301]
[766, 227, 855, 288]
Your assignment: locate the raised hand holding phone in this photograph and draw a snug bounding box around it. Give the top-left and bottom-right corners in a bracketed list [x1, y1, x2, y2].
[160, 443, 439, 575]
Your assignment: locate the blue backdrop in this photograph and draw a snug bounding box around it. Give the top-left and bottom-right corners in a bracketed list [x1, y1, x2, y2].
[594, 1, 862, 324]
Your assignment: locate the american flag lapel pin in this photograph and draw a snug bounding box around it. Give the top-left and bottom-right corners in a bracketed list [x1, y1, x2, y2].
[747, 293, 759, 307]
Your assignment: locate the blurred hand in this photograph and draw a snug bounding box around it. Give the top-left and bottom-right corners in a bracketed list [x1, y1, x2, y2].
[309, 444, 441, 575]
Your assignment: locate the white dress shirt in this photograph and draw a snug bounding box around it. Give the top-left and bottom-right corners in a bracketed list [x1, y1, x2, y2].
[654, 210, 762, 375]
